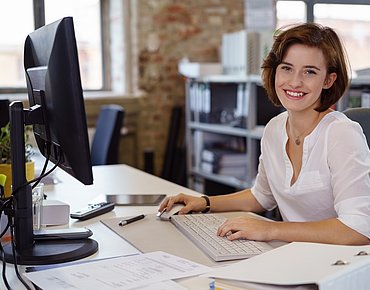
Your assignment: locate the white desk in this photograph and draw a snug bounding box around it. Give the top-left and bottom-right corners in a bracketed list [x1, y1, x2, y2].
[52, 164, 201, 258]
[1, 164, 204, 289]
[5, 165, 364, 290]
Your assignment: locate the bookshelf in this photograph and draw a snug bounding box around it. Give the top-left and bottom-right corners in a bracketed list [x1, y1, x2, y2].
[184, 74, 281, 195]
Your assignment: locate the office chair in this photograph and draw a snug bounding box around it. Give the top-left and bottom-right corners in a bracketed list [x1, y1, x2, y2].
[0, 99, 10, 127]
[91, 104, 124, 166]
[343, 107, 370, 146]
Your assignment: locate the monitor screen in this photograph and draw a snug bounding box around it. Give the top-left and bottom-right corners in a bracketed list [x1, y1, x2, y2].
[24, 17, 93, 185]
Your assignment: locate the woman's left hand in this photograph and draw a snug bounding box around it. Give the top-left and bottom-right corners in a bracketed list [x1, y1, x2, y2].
[217, 216, 275, 242]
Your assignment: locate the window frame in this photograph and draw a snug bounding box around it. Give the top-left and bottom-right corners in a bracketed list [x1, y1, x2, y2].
[0, 0, 112, 95]
[278, 0, 370, 22]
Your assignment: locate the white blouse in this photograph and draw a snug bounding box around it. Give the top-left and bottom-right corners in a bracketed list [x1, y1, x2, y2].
[251, 111, 370, 239]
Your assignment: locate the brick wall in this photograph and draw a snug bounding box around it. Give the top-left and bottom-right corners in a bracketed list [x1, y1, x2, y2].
[135, 0, 245, 177]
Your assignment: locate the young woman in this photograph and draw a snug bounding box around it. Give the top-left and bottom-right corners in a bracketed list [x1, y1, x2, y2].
[159, 23, 370, 245]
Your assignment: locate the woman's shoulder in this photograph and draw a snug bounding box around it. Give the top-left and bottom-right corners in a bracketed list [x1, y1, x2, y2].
[322, 111, 367, 146]
[322, 110, 362, 131]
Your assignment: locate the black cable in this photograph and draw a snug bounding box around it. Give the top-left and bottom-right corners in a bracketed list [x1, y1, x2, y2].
[1, 250, 12, 290]
[12, 151, 62, 197]
[1, 145, 61, 290]
[32, 140, 52, 190]
[24, 158, 57, 189]
[0, 195, 35, 290]
[0, 198, 13, 290]
[0, 217, 9, 239]
[32, 156, 50, 200]
[31, 156, 49, 190]
[9, 222, 32, 290]
[0, 200, 9, 239]
[1, 228, 12, 290]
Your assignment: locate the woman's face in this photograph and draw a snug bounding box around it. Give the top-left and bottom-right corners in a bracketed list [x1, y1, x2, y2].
[274, 43, 337, 113]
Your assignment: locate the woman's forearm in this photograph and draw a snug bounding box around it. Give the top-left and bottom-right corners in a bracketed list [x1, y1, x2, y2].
[209, 189, 266, 213]
[271, 218, 369, 245]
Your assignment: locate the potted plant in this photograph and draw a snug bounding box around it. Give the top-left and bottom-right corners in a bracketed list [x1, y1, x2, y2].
[0, 123, 34, 198]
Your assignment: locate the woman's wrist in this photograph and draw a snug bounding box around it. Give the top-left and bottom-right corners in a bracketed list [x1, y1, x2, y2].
[268, 221, 283, 241]
[200, 195, 210, 213]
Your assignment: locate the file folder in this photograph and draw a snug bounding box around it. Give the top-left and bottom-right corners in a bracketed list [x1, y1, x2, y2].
[205, 242, 370, 290]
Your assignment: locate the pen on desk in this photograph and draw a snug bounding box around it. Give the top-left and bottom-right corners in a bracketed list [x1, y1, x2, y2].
[119, 214, 145, 226]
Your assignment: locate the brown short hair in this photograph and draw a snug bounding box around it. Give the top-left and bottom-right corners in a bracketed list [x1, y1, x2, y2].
[261, 23, 350, 112]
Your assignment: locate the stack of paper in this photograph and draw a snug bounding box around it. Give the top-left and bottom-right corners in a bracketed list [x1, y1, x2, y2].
[24, 251, 211, 290]
[178, 62, 222, 78]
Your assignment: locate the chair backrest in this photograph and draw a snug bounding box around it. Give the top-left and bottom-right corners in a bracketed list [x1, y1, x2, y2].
[91, 104, 124, 166]
[0, 99, 10, 127]
[343, 107, 370, 146]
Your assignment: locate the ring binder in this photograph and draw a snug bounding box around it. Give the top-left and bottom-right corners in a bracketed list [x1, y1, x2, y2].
[332, 260, 349, 266]
[355, 251, 369, 256]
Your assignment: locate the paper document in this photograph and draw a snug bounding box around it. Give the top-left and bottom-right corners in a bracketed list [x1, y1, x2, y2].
[136, 280, 187, 290]
[24, 251, 211, 290]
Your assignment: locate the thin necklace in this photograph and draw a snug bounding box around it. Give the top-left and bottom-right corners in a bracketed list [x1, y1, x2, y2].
[290, 113, 321, 146]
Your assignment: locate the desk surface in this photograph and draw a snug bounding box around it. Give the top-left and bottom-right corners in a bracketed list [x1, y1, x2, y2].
[46, 164, 201, 259]
[1, 164, 203, 289]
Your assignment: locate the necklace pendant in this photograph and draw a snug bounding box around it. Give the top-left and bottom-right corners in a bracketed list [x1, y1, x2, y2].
[295, 138, 301, 146]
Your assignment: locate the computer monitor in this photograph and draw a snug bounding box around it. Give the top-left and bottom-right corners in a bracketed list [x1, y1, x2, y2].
[3, 17, 97, 265]
[25, 17, 93, 185]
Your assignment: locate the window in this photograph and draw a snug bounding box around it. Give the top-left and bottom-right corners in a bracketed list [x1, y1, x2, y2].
[277, 1, 370, 75]
[0, 1, 34, 89]
[276, 1, 306, 25]
[0, 0, 105, 92]
[45, 0, 103, 90]
[314, 4, 370, 74]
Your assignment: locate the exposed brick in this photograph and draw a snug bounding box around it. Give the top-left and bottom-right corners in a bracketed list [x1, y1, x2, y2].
[136, 0, 244, 177]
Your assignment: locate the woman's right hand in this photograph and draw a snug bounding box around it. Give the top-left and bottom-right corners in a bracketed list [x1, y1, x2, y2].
[158, 193, 208, 215]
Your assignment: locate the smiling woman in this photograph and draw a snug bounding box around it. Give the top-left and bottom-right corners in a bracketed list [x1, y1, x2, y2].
[160, 23, 370, 246]
[275, 44, 337, 116]
[263, 23, 348, 114]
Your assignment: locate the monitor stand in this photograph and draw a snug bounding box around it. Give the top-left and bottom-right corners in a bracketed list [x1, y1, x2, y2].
[1, 101, 98, 265]
[2, 239, 98, 265]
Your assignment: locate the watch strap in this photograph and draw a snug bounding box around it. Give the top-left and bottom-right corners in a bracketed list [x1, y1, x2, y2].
[201, 195, 210, 213]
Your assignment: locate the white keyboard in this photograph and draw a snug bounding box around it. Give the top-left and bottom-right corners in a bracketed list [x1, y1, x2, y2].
[170, 214, 273, 261]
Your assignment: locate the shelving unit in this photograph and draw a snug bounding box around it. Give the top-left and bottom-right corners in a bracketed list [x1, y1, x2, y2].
[338, 77, 370, 111]
[184, 74, 280, 195]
